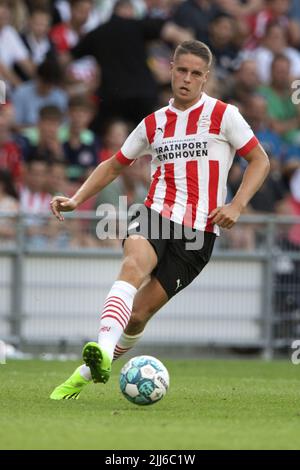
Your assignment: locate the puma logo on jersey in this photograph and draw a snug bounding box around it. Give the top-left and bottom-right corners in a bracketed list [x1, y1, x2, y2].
[175, 279, 183, 291]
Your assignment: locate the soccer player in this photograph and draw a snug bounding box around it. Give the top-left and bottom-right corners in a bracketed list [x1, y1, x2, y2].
[50, 40, 270, 399]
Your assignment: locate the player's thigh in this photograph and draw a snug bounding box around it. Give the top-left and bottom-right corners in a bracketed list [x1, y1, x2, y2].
[119, 236, 158, 285]
[125, 276, 169, 334]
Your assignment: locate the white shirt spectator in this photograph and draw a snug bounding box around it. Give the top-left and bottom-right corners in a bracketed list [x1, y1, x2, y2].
[0, 24, 29, 68]
[252, 46, 300, 83]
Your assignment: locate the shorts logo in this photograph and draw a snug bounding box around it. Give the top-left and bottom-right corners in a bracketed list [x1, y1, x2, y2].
[175, 278, 183, 291]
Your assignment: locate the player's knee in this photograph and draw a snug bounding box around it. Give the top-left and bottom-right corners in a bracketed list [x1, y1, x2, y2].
[121, 256, 148, 283]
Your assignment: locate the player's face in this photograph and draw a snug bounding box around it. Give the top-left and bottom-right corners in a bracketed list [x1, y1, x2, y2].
[171, 53, 209, 110]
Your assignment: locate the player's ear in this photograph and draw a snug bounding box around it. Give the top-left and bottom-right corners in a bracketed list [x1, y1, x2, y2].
[170, 61, 174, 73]
[204, 70, 210, 83]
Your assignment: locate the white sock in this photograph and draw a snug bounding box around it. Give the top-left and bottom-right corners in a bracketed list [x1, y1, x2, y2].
[79, 364, 92, 381]
[113, 330, 144, 361]
[98, 280, 137, 361]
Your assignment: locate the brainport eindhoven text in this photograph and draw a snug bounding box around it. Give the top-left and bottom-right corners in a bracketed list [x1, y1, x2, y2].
[155, 141, 208, 162]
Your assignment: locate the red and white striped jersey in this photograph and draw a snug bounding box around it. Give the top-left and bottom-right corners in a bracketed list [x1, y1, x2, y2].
[116, 93, 259, 235]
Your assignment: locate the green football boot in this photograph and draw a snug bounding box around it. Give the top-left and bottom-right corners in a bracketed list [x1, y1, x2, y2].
[82, 342, 111, 384]
[50, 366, 90, 400]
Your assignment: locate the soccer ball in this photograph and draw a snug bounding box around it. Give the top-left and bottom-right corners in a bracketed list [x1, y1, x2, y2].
[119, 355, 169, 406]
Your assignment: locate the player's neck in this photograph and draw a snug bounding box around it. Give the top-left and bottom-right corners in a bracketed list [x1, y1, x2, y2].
[172, 93, 203, 111]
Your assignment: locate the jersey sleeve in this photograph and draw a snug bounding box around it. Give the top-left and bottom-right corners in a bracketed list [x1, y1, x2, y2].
[223, 105, 259, 157]
[116, 119, 150, 166]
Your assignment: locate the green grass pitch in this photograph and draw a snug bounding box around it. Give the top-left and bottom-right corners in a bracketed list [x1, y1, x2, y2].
[0, 359, 299, 450]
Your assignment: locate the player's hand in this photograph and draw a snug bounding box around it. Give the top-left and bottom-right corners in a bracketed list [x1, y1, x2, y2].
[208, 203, 242, 229]
[50, 196, 78, 222]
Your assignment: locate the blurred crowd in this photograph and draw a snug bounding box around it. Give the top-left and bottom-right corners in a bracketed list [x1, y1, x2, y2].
[0, 0, 300, 250]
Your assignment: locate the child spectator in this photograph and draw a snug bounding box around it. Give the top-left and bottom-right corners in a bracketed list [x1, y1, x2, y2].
[22, 105, 65, 164]
[18, 6, 56, 71]
[60, 94, 99, 183]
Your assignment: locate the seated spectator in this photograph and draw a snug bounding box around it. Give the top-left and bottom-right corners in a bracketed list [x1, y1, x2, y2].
[216, 0, 263, 17]
[252, 22, 300, 84]
[12, 58, 68, 128]
[258, 54, 300, 146]
[207, 12, 241, 80]
[60, 94, 99, 183]
[249, 0, 300, 48]
[172, 0, 223, 44]
[0, 169, 19, 245]
[46, 159, 69, 196]
[97, 119, 150, 208]
[0, 0, 34, 88]
[20, 158, 52, 248]
[0, 105, 22, 183]
[18, 6, 56, 74]
[224, 59, 260, 105]
[53, 0, 106, 32]
[50, 0, 93, 53]
[97, 119, 131, 208]
[21, 105, 65, 164]
[51, 0, 99, 99]
[243, 94, 286, 161]
[9, 0, 29, 32]
[289, 0, 300, 23]
[70, 0, 192, 131]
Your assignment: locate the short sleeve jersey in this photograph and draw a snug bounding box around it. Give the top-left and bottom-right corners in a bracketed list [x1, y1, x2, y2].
[116, 93, 259, 235]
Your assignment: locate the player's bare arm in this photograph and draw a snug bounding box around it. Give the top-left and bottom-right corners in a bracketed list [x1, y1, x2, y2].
[209, 144, 270, 229]
[50, 155, 125, 221]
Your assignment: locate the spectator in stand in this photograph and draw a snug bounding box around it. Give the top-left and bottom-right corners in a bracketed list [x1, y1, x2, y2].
[50, 0, 93, 54]
[258, 54, 300, 146]
[17, 6, 56, 76]
[249, 0, 300, 49]
[46, 159, 69, 196]
[9, 0, 29, 32]
[224, 59, 260, 105]
[289, 0, 300, 23]
[60, 94, 99, 183]
[51, 0, 99, 99]
[215, 0, 264, 46]
[172, 0, 223, 44]
[242, 94, 288, 214]
[0, 0, 34, 88]
[20, 157, 52, 248]
[252, 22, 300, 84]
[12, 58, 68, 128]
[21, 105, 65, 163]
[70, 0, 193, 131]
[206, 12, 241, 81]
[97, 119, 131, 208]
[244, 94, 286, 161]
[97, 119, 150, 208]
[53, 0, 109, 32]
[216, 0, 263, 17]
[0, 169, 19, 246]
[0, 105, 22, 183]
